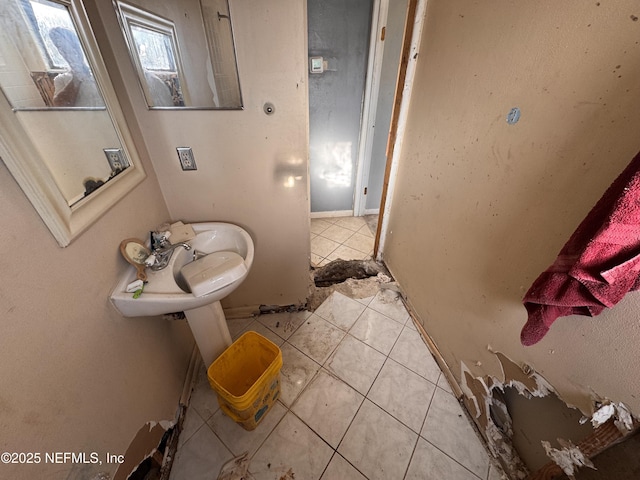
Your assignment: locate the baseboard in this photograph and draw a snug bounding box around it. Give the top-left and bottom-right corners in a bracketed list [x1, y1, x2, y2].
[310, 210, 353, 219]
[363, 208, 380, 215]
[223, 304, 261, 319]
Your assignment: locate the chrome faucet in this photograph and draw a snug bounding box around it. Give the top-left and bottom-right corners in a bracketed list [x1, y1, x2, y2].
[149, 242, 192, 271]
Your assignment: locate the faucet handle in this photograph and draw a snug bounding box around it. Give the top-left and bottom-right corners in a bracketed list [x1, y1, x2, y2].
[151, 230, 171, 250]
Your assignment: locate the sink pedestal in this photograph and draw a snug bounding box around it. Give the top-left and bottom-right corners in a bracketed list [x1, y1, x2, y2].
[184, 301, 232, 366]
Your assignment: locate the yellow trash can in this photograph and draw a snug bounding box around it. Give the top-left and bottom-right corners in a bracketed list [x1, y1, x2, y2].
[207, 331, 282, 431]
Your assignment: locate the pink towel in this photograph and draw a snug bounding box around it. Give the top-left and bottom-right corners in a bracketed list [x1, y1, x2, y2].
[521, 151, 640, 346]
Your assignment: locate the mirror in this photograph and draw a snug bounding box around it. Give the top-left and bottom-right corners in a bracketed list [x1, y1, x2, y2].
[0, 0, 131, 205]
[3, 0, 105, 109]
[0, 0, 146, 246]
[115, 0, 243, 109]
[120, 238, 150, 280]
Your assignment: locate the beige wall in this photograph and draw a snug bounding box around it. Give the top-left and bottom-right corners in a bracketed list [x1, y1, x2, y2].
[92, 0, 311, 311]
[384, 0, 640, 443]
[0, 1, 311, 478]
[0, 142, 193, 478]
[0, 3, 197, 479]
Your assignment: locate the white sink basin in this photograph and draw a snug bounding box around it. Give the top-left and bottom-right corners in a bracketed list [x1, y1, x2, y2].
[110, 222, 254, 317]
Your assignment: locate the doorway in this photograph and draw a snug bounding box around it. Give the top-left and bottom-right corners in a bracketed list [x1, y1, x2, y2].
[307, 0, 408, 219]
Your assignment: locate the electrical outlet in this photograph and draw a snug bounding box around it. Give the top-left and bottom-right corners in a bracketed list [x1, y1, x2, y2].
[103, 148, 129, 173]
[177, 147, 197, 171]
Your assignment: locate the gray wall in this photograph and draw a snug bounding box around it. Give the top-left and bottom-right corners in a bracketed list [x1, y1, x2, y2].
[308, 0, 372, 213]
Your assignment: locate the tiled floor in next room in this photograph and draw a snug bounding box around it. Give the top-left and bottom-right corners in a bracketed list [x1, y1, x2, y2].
[310, 215, 379, 266]
[169, 286, 506, 480]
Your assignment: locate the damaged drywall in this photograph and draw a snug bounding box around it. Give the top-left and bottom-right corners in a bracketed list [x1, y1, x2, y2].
[541, 439, 595, 478]
[591, 402, 635, 433]
[459, 351, 580, 478]
[492, 352, 554, 399]
[113, 421, 174, 480]
[457, 350, 640, 480]
[458, 350, 561, 478]
[459, 363, 530, 479]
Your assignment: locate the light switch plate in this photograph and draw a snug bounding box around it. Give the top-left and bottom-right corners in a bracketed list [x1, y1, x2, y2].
[309, 56, 324, 73]
[177, 147, 197, 170]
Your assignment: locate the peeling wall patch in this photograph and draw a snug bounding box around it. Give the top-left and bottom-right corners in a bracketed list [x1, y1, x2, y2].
[592, 402, 635, 433]
[460, 361, 530, 479]
[459, 350, 640, 479]
[541, 438, 596, 477]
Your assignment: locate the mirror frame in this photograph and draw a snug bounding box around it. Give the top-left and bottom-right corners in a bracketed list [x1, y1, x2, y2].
[0, 0, 146, 247]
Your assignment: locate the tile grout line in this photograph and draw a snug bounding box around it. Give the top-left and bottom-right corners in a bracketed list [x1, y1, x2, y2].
[241, 315, 409, 442]
[310, 216, 377, 265]
[278, 291, 458, 478]
[178, 406, 207, 448]
[402, 434, 422, 480]
[286, 360, 370, 479]
[193, 269, 491, 480]
[423, 438, 487, 480]
[317, 289, 481, 479]
[335, 299, 412, 478]
[284, 299, 392, 479]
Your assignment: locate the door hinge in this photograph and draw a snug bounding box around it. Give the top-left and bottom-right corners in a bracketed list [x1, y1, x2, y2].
[364, 187, 368, 195]
[380, 26, 386, 41]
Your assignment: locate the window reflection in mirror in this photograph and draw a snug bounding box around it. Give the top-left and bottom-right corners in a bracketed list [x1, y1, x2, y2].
[3, 0, 104, 109]
[115, 0, 243, 110]
[130, 24, 185, 106]
[0, 0, 146, 247]
[0, 0, 132, 205]
[116, 3, 187, 107]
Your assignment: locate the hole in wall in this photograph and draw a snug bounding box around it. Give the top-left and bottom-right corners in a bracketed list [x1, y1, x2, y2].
[502, 386, 595, 472]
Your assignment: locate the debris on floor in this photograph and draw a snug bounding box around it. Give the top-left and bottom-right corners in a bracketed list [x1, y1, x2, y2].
[307, 259, 395, 311]
[308, 276, 381, 311]
[313, 259, 389, 287]
[259, 304, 306, 315]
[217, 452, 250, 480]
[278, 468, 295, 480]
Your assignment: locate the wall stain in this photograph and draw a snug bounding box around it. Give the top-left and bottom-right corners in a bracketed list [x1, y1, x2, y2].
[22, 411, 43, 426]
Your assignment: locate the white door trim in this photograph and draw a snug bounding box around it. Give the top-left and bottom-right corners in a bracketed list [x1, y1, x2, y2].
[353, 0, 388, 217]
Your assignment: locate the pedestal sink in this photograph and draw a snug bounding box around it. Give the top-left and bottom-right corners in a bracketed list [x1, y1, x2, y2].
[110, 222, 254, 366]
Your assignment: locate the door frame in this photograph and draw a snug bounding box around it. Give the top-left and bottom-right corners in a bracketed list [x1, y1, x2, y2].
[374, 0, 425, 259]
[308, 0, 427, 262]
[353, 0, 387, 217]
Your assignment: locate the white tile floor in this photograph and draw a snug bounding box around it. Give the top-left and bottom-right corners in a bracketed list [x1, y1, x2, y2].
[169, 287, 506, 480]
[310, 216, 377, 266]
